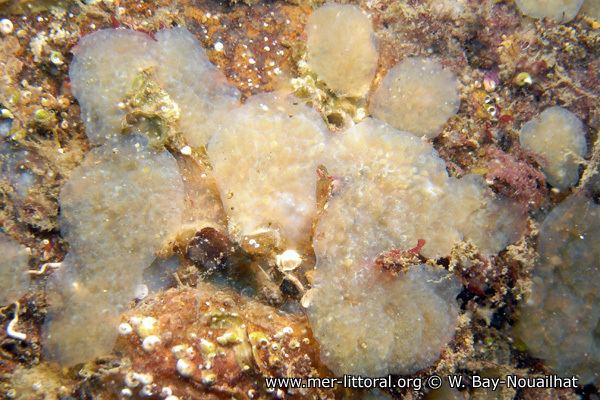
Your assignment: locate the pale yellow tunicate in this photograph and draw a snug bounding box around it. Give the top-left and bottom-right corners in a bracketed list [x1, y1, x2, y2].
[0, 233, 29, 305]
[207, 93, 328, 249]
[581, 0, 600, 19]
[69, 28, 240, 147]
[319, 118, 524, 260]
[306, 4, 378, 97]
[309, 263, 461, 376]
[154, 28, 241, 148]
[70, 29, 156, 145]
[370, 57, 460, 139]
[43, 254, 121, 366]
[44, 135, 184, 366]
[58, 134, 184, 292]
[514, 195, 599, 384]
[519, 106, 587, 189]
[515, 0, 584, 22]
[308, 118, 524, 377]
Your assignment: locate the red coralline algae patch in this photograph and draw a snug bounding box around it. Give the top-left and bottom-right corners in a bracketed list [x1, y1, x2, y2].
[483, 146, 547, 210]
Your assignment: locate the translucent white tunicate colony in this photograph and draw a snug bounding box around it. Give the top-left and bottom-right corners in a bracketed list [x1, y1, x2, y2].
[514, 195, 600, 384]
[309, 263, 461, 376]
[370, 57, 461, 139]
[308, 118, 525, 376]
[69, 29, 157, 145]
[208, 93, 328, 249]
[154, 28, 241, 147]
[318, 118, 524, 260]
[519, 106, 587, 189]
[44, 135, 184, 365]
[305, 3, 379, 97]
[515, 0, 584, 22]
[70, 28, 240, 147]
[0, 233, 29, 305]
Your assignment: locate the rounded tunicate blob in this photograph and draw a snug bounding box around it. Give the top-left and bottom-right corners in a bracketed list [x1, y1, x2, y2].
[154, 28, 241, 147]
[305, 4, 378, 97]
[582, 0, 600, 18]
[319, 118, 524, 259]
[515, 0, 584, 22]
[0, 233, 29, 305]
[70, 28, 240, 147]
[370, 57, 460, 139]
[308, 118, 524, 377]
[514, 195, 599, 384]
[207, 93, 328, 249]
[519, 106, 587, 189]
[44, 135, 184, 365]
[43, 254, 121, 366]
[59, 135, 184, 287]
[70, 29, 156, 145]
[310, 264, 461, 376]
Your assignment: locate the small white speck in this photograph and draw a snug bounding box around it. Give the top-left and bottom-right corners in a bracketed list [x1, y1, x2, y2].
[176, 359, 194, 377]
[248, 58, 256, 65]
[142, 335, 161, 352]
[214, 41, 224, 52]
[0, 19, 14, 35]
[180, 146, 192, 155]
[135, 284, 148, 300]
[118, 322, 133, 335]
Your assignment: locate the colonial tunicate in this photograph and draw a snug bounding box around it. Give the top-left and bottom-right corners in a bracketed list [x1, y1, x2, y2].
[519, 106, 587, 189]
[370, 57, 460, 139]
[69, 28, 239, 147]
[305, 4, 378, 97]
[0, 233, 29, 305]
[207, 92, 328, 250]
[515, 0, 584, 22]
[308, 118, 524, 376]
[514, 194, 599, 384]
[43, 135, 184, 365]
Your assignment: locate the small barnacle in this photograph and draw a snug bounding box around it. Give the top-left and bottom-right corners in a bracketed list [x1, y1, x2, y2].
[118, 322, 133, 335]
[49, 50, 63, 65]
[248, 331, 269, 348]
[176, 358, 195, 377]
[0, 18, 14, 34]
[124, 372, 140, 388]
[199, 338, 216, 356]
[201, 371, 217, 386]
[276, 250, 302, 272]
[132, 373, 153, 385]
[140, 384, 154, 396]
[142, 335, 161, 352]
[514, 72, 533, 86]
[136, 316, 158, 338]
[216, 330, 242, 345]
[171, 344, 188, 359]
[34, 108, 57, 127]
